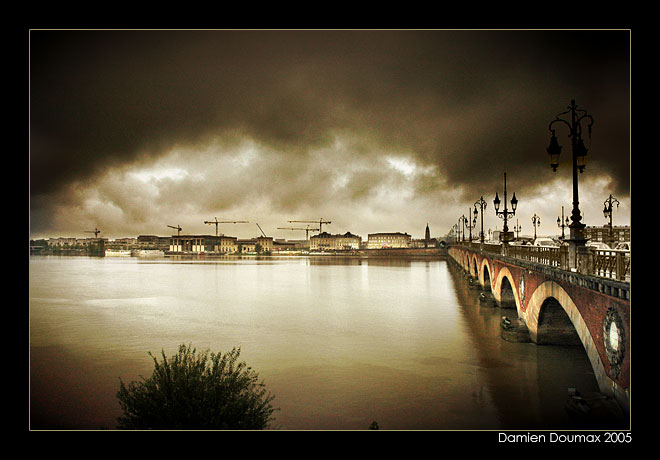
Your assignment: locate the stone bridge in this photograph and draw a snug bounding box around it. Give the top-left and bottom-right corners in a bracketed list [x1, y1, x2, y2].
[448, 243, 630, 414]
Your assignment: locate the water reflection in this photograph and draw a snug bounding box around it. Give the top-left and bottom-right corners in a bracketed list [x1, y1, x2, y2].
[29, 255, 608, 430]
[447, 260, 607, 429]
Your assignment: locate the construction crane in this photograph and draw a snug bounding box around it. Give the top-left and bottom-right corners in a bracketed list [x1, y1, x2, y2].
[256, 223, 267, 237]
[167, 225, 182, 236]
[203, 218, 249, 236]
[288, 219, 331, 234]
[84, 228, 101, 238]
[277, 226, 320, 240]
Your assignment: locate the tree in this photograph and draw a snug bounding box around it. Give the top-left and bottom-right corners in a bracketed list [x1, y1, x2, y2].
[116, 344, 277, 429]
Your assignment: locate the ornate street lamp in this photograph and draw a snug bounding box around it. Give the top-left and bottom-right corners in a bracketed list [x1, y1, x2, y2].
[513, 219, 522, 239]
[603, 194, 620, 246]
[474, 196, 487, 243]
[458, 215, 467, 242]
[531, 214, 541, 240]
[557, 206, 569, 239]
[547, 99, 594, 244]
[465, 208, 477, 242]
[493, 172, 517, 242]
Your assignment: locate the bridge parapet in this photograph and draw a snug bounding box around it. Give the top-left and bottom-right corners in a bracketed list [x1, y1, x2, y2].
[455, 244, 629, 301]
[460, 242, 630, 282]
[496, 252, 630, 301]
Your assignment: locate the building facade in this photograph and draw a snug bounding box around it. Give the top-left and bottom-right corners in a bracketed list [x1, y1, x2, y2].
[235, 236, 274, 254]
[169, 235, 239, 254]
[310, 232, 361, 251]
[367, 232, 411, 249]
[48, 237, 108, 247]
[48, 237, 78, 247]
[138, 235, 171, 250]
[584, 225, 631, 245]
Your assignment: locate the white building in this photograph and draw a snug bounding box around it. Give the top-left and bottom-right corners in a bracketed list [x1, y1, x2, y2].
[310, 232, 361, 251]
[366, 232, 411, 249]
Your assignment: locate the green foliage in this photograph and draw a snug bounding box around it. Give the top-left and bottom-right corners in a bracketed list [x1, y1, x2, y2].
[116, 344, 277, 430]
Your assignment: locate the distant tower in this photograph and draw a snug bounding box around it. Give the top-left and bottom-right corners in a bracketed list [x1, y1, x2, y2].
[425, 223, 430, 248]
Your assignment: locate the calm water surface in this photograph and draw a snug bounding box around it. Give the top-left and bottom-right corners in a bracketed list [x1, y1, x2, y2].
[29, 255, 599, 430]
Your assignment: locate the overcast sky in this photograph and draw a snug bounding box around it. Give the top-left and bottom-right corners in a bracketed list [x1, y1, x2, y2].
[29, 29, 630, 241]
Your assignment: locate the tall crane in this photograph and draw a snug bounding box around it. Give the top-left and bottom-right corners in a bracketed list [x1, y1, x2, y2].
[256, 223, 267, 238]
[288, 219, 331, 234]
[85, 228, 101, 238]
[167, 225, 182, 236]
[277, 226, 320, 240]
[203, 218, 249, 236]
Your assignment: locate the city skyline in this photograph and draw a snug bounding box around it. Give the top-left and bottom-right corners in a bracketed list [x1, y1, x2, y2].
[30, 29, 630, 241]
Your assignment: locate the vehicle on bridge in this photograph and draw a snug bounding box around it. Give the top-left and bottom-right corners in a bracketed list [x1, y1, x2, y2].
[614, 241, 630, 251]
[533, 237, 560, 247]
[587, 241, 611, 250]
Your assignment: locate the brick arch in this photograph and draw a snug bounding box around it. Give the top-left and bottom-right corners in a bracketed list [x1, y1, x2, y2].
[524, 280, 608, 395]
[493, 265, 522, 316]
[479, 258, 493, 291]
[470, 253, 479, 278]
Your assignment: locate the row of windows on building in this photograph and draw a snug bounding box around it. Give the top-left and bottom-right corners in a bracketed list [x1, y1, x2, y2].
[166, 232, 430, 253]
[163, 231, 436, 253]
[169, 235, 274, 254]
[584, 225, 630, 243]
[46, 237, 108, 247]
[311, 231, 438, 251]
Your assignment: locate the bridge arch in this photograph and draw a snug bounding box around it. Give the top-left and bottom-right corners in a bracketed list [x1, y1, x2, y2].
[493, 266, 521, 315]
[470, 253, 479, 278]
[480, 259, 492, 291]
[524, 280, 609, 396]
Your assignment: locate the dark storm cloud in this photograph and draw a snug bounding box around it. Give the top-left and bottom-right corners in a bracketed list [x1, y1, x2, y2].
[30, 29, 630, 213]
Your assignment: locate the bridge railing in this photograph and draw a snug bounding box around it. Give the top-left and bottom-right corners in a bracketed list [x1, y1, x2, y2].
[455, 242, 630, 282]
[451, 242, 630, 300]
[507, 245, 562, 268]
[593, 249, 631, 282]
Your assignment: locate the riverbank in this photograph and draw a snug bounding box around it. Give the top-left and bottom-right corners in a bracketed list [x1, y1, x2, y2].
[32, 247, 448, 258]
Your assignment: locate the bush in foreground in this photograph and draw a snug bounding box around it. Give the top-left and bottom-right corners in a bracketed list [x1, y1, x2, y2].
[116, 344, 277, 429]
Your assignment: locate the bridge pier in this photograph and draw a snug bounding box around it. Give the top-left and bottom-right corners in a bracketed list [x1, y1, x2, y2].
[500, 315, 531, 342]
[479, 291, 497, 307]
[448, 245, 630, 417]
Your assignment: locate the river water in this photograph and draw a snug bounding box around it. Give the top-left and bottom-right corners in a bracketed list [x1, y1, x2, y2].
[29, 255, 601, 430]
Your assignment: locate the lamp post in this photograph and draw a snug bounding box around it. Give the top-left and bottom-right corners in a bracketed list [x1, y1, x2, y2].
[458, 215, 467, 242]
[547, 99, 594, 245]
[493, 172, 518, 243]
[474, 196, 487, 243]
[603, 194, 620, 247]
[532, 214, 541, 240]
[557, 206, 569, 239]
[465, 208, 477, 242]
[513, 219, 522, 239]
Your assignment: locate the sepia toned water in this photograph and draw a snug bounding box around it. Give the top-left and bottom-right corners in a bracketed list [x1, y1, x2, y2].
[29, 255, 601, 430]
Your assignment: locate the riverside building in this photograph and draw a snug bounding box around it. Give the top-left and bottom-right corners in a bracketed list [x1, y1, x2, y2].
[310, 232, 361, 251]
[367, 232, 411, 249]
[236, 236, 274, 254]
[584, 225, 630, 245]
[169, 235, 238, 254]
